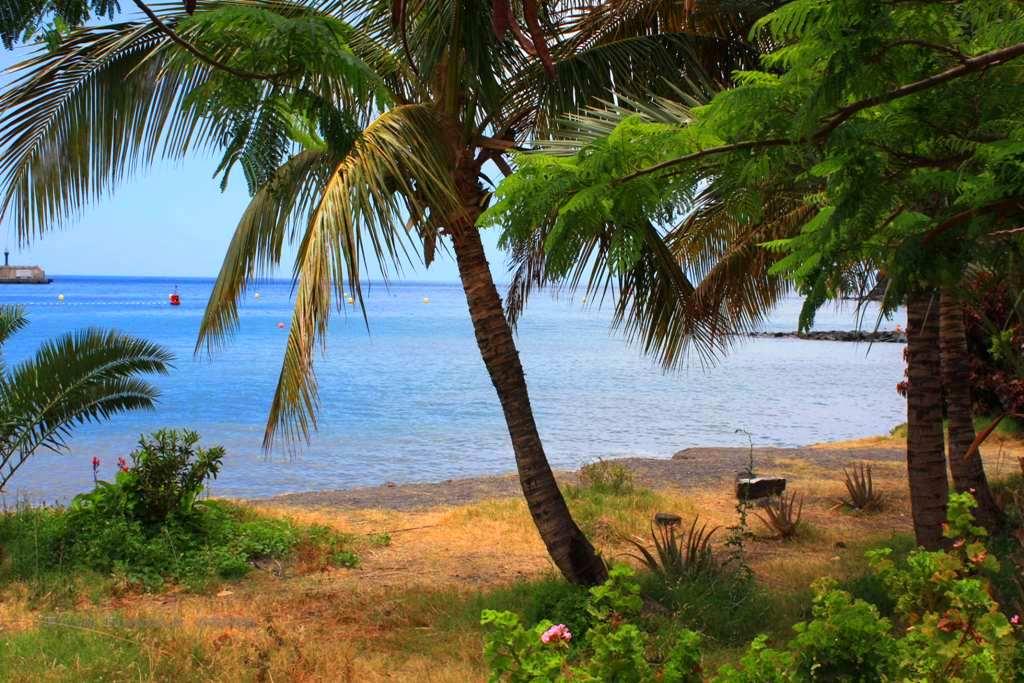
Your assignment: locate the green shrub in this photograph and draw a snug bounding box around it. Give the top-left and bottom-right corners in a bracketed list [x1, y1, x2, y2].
[0, 499, 354, 594]
[483, 493, 1024, 682]
[0, 440, 359, 597]
[126, 429, 225, 526]
[638, 569, 768, 647]
[577, 459, 636, 496]
[483, 565, 704, 682]
[521, 579, 594, 644]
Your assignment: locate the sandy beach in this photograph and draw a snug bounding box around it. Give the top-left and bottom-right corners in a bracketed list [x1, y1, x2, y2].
[261, 442, 915, 511]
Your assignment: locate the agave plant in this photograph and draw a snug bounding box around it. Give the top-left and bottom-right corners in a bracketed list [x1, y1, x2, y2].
[841, 462, 883, 511]
[0, 305, 172, 491]
[754, 491, 803, 539]
[624, 514, 719, 582]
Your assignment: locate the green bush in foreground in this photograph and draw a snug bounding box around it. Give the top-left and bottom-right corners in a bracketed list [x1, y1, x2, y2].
[0, 430, 357, 595]
[483, 493, 1024, 682]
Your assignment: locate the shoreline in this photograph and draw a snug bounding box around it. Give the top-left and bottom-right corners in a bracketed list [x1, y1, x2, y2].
[258, 443, 909, 511]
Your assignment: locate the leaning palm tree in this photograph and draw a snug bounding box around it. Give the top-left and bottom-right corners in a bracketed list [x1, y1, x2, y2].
[0, 0, 770, 583]
[0, 305, 172, 491]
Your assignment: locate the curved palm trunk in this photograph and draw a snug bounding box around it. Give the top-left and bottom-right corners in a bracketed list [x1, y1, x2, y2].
[939, 288, 1001, 530]
[906, 290, 950, 549]
[447, 189, 607, 586]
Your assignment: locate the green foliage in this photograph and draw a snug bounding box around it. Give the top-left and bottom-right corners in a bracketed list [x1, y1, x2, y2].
[366, 531, 392, 547]
[0, 497, 357, 594]
[637, 569, 771, 648]
[577, 459, 636, 496]
[0, 0, 119, 49]
[485, 494, 1024, 681]
[119, 429, 224, 526]
[481, 609, 569, 683]
[0, 307, 172, 492]
[520, 579, 595, 645]
[587, 565, 643, 622]
[624, 516, 719, 583]
[788, 579, 899, 680]
[485, 0, 1024, 340]
[0, 435, 357, 595]
[563, 472, 660, 543]
[483, 565, 705, 683]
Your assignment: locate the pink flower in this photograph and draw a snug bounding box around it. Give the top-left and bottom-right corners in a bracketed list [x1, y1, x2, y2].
[1011, 614, 1021, 626]
[117, 457, 129, 473]
[541, 624, 572, 645]
[91, 456, 100, 469]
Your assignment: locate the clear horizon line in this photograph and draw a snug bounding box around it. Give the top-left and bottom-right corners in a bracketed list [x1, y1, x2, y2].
[43, 273, 512, 287]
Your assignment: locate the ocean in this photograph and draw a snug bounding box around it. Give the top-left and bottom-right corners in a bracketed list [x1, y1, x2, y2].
[1, 276, 907, 501]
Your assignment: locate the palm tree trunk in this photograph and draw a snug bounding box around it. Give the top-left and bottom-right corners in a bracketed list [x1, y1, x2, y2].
[447, 194, 607, 586]
[905, 290, 950, 549]
[939, 288, 1001, 530]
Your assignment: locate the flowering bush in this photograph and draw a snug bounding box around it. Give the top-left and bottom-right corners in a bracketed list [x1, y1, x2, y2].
[70, 430, 224, 528]
[482, 565, 703, 682]
[0, 431, 359, 594]
[484, 494, 1024, 681]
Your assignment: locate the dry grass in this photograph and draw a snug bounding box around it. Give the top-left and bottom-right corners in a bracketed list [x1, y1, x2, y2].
[5, 437, 1008, 682]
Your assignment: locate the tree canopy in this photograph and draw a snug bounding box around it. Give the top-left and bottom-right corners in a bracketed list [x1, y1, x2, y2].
[482, 0, 1024, 337]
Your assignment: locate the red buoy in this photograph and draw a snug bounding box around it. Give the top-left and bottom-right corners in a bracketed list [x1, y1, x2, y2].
[169, 287, 181, 306]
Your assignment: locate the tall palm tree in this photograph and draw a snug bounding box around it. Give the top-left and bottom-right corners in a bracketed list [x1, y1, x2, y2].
[0, 0, 768, 583]
[483, 82, 975, 552]
[0, 305, 173, 491]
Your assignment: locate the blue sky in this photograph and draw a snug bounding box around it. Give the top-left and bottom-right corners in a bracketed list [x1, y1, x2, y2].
[0, 42, 506, 282]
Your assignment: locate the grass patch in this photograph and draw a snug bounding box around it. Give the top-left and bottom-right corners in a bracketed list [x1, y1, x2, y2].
[564, 460, 665, 542]
[889, 415, 1024, 441]
[0, 499, 359, 602]
[0, 615, 209, 683]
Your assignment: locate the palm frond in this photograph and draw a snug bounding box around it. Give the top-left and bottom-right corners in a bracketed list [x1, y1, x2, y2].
[0, 18, 206, 242]
[235, 104, 458, 447]
[0, 328, 172, 490]
[0, 304, 28, 346]
[197, 148, 333, 351]
[0, 0, 387, 243]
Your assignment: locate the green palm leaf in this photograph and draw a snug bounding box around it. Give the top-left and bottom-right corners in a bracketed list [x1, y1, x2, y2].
[0, 0, 384, 243]
[196, 104, 458, 446]
[0, 327, 173, 490]
[0, 304, 28, 347]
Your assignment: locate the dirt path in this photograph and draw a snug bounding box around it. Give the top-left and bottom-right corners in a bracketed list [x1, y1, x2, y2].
[259, 445, 908, 511]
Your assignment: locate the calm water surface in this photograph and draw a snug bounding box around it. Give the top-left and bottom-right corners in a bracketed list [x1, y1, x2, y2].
[2, 276, 906, 501]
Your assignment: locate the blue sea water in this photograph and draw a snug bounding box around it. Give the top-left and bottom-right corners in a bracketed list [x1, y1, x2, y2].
[1, 276, 907, 501]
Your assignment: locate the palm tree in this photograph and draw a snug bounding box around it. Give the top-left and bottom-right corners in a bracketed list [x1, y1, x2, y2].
[904, 291, 950, 549]
[939, 288, 1001, 530]
[0, 304, 172, 491]
[0, 0, 770, 583]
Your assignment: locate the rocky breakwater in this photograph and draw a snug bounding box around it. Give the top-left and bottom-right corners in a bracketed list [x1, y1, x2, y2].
[749, 330, 906, 343]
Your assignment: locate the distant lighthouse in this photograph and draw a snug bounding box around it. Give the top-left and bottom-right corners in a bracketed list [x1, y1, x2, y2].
[0, 249, 50, 284]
